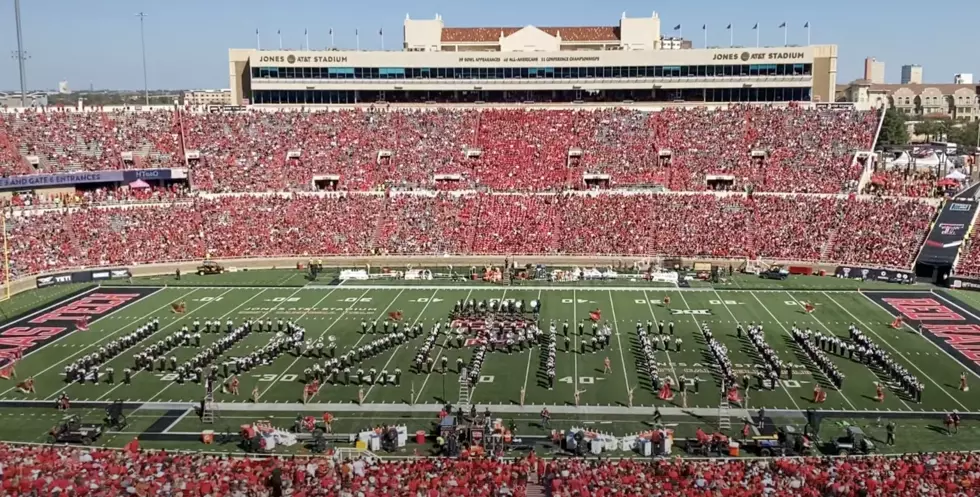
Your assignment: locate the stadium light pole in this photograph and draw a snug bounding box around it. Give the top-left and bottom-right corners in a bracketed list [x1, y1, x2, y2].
[136, 12, 149, 106]
[13, 0, 29, 107]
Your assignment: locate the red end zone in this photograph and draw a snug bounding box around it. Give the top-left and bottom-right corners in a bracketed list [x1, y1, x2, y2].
[865, 291, 980, 377]
[0, 287, 159, 367]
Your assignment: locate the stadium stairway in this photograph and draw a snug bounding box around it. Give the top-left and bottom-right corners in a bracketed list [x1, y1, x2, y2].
[526, 473, 545, 497]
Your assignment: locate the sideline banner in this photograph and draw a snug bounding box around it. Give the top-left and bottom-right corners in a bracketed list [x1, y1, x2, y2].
[36, 268, 131, 288]
[834, 266, 914, 284]
[0, 168, 181, 189]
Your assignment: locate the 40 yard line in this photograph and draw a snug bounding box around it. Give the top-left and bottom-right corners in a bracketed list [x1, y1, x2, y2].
[606, 290, 632, 403]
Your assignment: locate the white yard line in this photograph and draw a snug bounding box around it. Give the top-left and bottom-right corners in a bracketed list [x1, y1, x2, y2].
[111, 288, 274, 402]
[828, 291, 969, 411]
[160, 408, 192, 433]
[720, 291, 803, 411]
[371, 289, 442, 403]
[408, 290, 463, 405]
[462, 289, 507, 403]
[11, 287, 200, 399]
[519, 290, 543, 400]
[606, 290, 632, 400]
[253, 288, 372, 399]
[781, 291, 888, 411]
[572, 289, 579, 394]
[642, 289, 679, 383]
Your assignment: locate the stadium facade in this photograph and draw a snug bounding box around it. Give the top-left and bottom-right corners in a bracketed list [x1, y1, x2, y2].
[228, 13, 838, 106]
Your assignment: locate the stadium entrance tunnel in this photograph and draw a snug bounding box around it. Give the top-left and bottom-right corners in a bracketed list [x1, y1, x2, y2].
[915, 261, 952, 285]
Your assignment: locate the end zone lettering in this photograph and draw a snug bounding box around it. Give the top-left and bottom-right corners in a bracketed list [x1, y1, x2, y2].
[881, 298, 964, 321]
[0, 287, 158, 367]
[923, 324, 980, 362]
[29, 293, 143, 324]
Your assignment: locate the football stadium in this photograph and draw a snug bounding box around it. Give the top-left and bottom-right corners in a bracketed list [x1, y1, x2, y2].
[2, 5, 980, 496]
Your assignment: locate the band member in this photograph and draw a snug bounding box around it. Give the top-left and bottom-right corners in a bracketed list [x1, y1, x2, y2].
[658, 377, 674, 401]
[875, 382, 885, 402]
[603, 357, 612, 374]
[227, 376, 240, 395]
[663, 295, 671, 308]
[961, 372, 969, 392]
[251, 386, 260, 403]
[574, 388, 586, 406]
[812, 384, 826, 403]
[803, 302, 815, 314]
[357, 386, 365, 405]
[627, 387, 636, 408]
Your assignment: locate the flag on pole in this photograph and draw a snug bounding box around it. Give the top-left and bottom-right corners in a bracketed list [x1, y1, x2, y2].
[752, 23, 758, 29]
[379, 28, 383, 36]
[329, 28, 333, 35]
[702, 24, 706, 30]
[778, 22, 786, 28]
[673, 24, 681, 30]
[304, 28, 307, 35]
[589, 309, 602, 322]
[803, 21, 809, 28]
[355, 29, 359, 35]
[726, 24, 732, 29]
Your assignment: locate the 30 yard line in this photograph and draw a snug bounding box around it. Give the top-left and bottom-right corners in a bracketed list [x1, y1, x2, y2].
[572, 289, 579, 397]
[830, 291, 968, 411]
[5, 287, 201, 399]
[714, 290, 802, 411]
[642, 289, 679, 384]
[113, 288, 275, 402]
[606, 290, 632, 402]
[752, 292, 856, 411]
[371, 289, 442, 403]
[254, 287, 372, 400]
[410, 289, 474, 405]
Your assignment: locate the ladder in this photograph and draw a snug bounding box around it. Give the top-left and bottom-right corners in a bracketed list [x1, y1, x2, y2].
[717, 379, 731, 431]
[457, 374, 471, 412]
[202, 381, 215, 424]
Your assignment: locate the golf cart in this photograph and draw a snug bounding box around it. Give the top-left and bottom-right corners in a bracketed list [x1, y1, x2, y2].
[761, 265, 790, 280]
[48, 415, 104, 445]
[833, 426, 876, 456]
[754, 425, 813, 457]
[197, 260, 225, 275]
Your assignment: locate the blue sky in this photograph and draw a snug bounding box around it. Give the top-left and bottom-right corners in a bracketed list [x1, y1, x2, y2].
[0, 0, 975, 91]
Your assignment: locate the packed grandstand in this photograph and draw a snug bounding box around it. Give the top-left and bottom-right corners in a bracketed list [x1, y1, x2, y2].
[0, 105, 967, 277]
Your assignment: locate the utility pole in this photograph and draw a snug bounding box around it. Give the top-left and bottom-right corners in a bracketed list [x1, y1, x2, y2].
[13, 0, 29, 107]
[136, 12, 149, 106]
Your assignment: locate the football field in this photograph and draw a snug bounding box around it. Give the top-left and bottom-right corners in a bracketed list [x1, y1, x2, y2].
[3, 280, 978, 417]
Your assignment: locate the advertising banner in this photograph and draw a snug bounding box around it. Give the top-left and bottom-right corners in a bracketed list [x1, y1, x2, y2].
[0, 168, 181, 190]
[36, 268, 131, 288]
[917, 200, 979, 266]
[834, 266, 914, 284]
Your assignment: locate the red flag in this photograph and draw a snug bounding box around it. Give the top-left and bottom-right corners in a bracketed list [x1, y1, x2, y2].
[589, 310, 601, 322]
[0, 363, 14, 380]
[125, 437, 140, 454]
[389, 311, 403, 321]
[75, 317, 89, 331]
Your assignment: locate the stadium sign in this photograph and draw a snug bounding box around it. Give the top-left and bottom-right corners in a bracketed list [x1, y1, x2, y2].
[917, 200, 979, 266]
[0, 168, 181, 190]
[712, 51, 806, 62]
[834, 266, 914, 284]
[0, 287, 158, 368]
[258, 55, 348, 64]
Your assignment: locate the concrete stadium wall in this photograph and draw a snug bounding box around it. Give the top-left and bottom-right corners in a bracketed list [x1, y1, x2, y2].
[5, 255, 843, 298]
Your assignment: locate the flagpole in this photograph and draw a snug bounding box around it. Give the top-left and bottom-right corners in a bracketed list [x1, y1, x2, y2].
[381, 31, 385, 50]
[256, 29, 261, 50]
[356, 30, 360, 50]
[756, 24, 760, 47]
[278, 30, 282, 50]
[783, 25, 788, 46]
[807, 24, 811, 45]
[730, 26, 733, 47]
[305, 29, 309, 50]
[679, 27, 682, 40]
[330, 29, 334, 48]
[703, 26, 707, 48]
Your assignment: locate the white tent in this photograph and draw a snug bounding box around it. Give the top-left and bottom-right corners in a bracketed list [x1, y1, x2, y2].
[945, 170, 967, 181]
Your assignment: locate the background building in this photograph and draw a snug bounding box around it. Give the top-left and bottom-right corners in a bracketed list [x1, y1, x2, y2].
[229, 13, 838, 106]
[183, 89, 233, 106]
[955, 73, 974, 85]
[901, 64, 923, 84]
[838, 80, 979, 120]
[864, 57, 885, 84]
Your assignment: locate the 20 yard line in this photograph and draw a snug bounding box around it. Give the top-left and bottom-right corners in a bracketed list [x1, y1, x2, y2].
[606, 290, 632, 402]
[830, 291, 968, 411]
[110, 288, 275, 402]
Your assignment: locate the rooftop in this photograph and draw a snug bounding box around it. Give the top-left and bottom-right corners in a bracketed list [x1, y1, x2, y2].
[441, 26, 620, 43]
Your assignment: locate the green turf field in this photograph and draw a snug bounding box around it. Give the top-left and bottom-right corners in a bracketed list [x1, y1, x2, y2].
[2, 269, 979, 455]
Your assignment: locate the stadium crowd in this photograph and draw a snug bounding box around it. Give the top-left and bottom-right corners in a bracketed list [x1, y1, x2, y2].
[9, 192, 935, 275]
[1, 443, 977, 496]
[2, 106, 879, 194]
